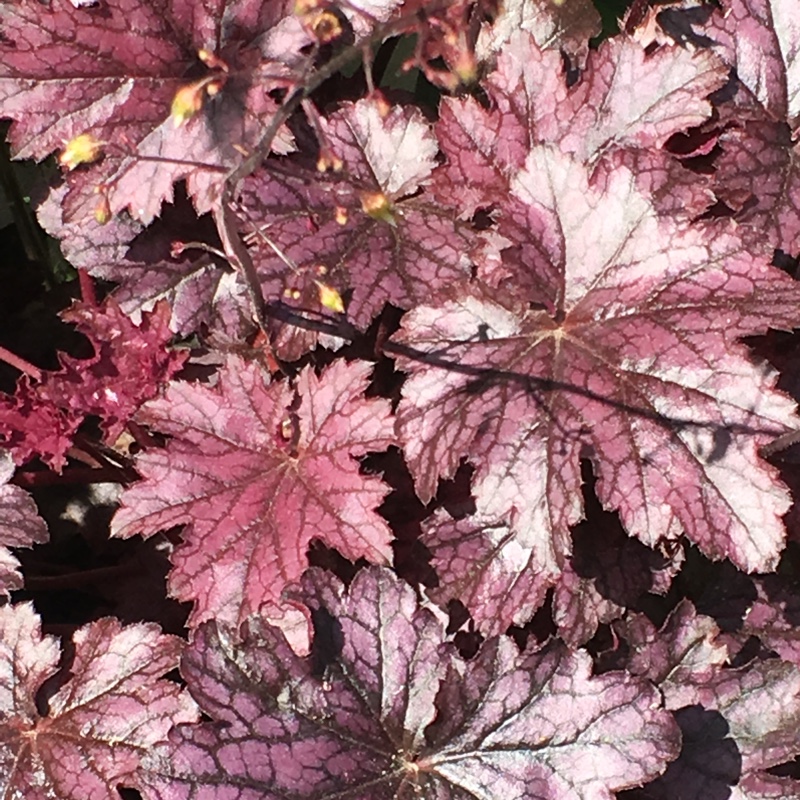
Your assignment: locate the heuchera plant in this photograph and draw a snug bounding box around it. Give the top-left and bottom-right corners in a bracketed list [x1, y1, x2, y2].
[1, 0, 800, 797]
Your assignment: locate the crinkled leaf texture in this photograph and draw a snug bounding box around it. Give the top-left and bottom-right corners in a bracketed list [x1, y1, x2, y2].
[700, 0, 800, 259]
[140, 566, 680, 799]
[37, 184, 252, 341]
[46, 297, 189, 441]
[0, 0, 302, 224]
[476, 0, 601, 66]
[0, 452, 47, 597]
[421, 496, 681, 640]
[111, 357, 397, 629]
[0, 377, 83, 472]
[0, 603, 198, 800]
[739, 576, 800, 667]
[610, 600, 730, 700]
[707, 0, 799, 128]
[395, 145, 800, 632]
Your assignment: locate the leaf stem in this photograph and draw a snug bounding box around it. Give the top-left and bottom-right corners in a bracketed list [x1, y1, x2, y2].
[0, 345, 42, 380]
[213, 4, 451, 337]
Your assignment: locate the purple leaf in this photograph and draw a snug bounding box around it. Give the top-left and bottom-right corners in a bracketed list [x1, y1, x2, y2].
[422, 501, 681, 639]
[706, 0, 799, 128]
[610, 602, 800, 799]
[238, 98, 473, 358]
[39, 184, 254, 340]
[395, 146, 800, 603]
[710, 113, 800, 261]
[0, 0, 302, 225]
[612, 601, 729, 703]
[638, 660, 800, 800]
[740, 575, 800, 667]
[477, 0, 601, 66]
[552, 513, 681, 647]
[140, 566, 680, 799]
[432, 33, 727, 220]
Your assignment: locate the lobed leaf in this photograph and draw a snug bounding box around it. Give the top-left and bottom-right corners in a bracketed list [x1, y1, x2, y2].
[0, 604, 197, 800]
[238, 98, 473, 358]
[0, 453, 47, 598]
[140, 566, 680, 799]
[395, 145, 800, 633]
[0, 0, 303, 225]
[111, 357, 397, 628]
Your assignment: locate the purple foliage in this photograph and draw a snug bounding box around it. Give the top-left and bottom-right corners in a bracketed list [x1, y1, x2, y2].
[0, 0, 800, 797]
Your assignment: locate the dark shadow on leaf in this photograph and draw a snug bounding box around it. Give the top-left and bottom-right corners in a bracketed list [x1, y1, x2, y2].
[657, 6, 717, 49]
[620, 706, 741, 800]
[773, 248, 800, 276]
[307, 539, 363, 586]
[309, 606, 344, 677]
[435, 460, 475, 519]
[256, 301, 786, 454]
[677, 547, 757, 633]
[708, 69, 740, 105]
[571, 465, 665, 606]
[706, 427, 732, 463]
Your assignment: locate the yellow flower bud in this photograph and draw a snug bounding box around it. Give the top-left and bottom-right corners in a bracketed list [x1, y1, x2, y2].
[360, 191, 395, 225]
[59, 133, 103, 171]
[314, 280, 345, 313]
[171, 82, 205, 127]
[309, 10, 342, 43]
[94, 192, 111, 224]
[170, 76, 223, 127]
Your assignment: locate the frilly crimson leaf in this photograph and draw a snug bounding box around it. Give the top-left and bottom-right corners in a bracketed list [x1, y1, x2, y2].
[0, 296, 186, 467]
[44, 297, 189, 441]
[0, 378, 82, 471]
[111, 357, 397, 629]
[139, 566, 680, 799]
[0, 603, 198, 800]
